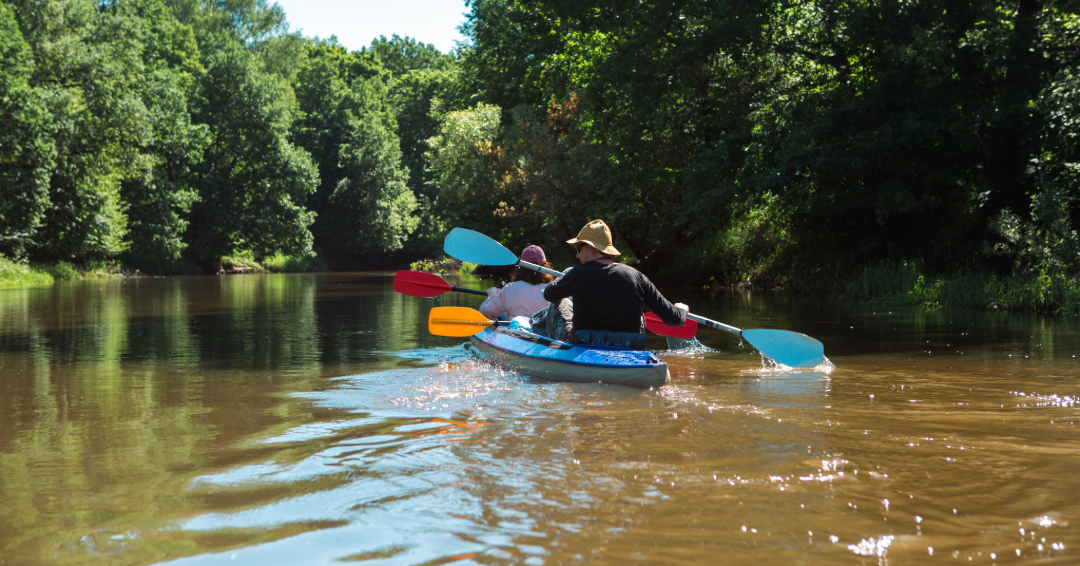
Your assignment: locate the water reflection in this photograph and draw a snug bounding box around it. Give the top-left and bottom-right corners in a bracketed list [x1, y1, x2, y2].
[0, 275, 1078, 564]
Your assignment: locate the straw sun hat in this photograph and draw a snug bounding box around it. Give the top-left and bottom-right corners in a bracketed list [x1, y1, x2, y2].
[566, 219, 620, 256]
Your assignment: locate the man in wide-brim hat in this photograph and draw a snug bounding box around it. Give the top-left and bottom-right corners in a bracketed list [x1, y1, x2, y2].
[538, 219, 688, 343]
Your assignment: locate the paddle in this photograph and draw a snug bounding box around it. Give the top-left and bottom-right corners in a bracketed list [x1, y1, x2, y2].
[429, 306, 508, 337]
[643, 312, 698, 338]
[394, 270, 487, 298]
[443, 227, 826, 368]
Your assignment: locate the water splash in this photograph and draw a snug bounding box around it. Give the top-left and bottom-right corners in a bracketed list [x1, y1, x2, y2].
[748, 354, 835, 375]
[663, 336, 714, 353]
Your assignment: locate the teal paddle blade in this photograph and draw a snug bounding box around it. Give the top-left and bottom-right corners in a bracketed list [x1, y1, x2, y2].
[741, 329, 824, 368]
[444, 228, 519, 265]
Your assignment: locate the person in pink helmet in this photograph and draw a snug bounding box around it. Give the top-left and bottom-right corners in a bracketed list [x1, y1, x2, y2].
[479, 245, 553, 320]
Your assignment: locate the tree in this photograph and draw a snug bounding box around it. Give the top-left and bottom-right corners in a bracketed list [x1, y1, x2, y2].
[333, 114, 418, 253]
[367, 34, 454, 77]
[9, 0, 154, 261]
[186, 41, 318, 265]
[0, 2, 54, 258]
[107, 0, 210, 266]
[456, 0, 1080, 284]
[426, 102, 502, 232]
[291, 40, 417, 259]
[162, 0, 288, 45]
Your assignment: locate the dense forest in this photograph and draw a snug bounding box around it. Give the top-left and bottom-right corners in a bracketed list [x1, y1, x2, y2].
[3, 0, 1080, 311]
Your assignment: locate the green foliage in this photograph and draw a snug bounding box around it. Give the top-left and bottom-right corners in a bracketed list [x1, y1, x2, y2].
[333, 114, 419, 253]
[219, 250, 263, 272]
[42, 261, 78, 281]
[6, 0, 1080, 302]
[0, 3, 54, 258]
[0, 256, 53, 288]
[0, 255, 131, 287]
[408, 255, 464, 274]
[291, 40, 418, 259]
[261, 251, 328, 273]
[10, 0, 142, 261]
[186, 41, 318, 264]
[113, 0, 210, 264]
[426, 102, 503, 227]
[842, 261, 1080, 318]
[217, 249, 327, 272]
[0, 0, 445, 276]
[985, 186, 1080, 277]
[390, 68, 458, 198]
[162, 0, 288, 44]
[455, 0, 1080, 287]
[658, 193, 794, 288]
[367, 35, 454, 77]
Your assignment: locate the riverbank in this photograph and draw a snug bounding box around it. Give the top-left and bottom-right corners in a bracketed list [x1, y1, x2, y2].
[0, 251, 330, 288]
[9, 253, 1077, 320]
[842, 261, 1080, 317]
[0, 257, 127, 288]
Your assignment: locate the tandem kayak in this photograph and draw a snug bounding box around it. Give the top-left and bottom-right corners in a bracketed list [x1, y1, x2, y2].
[469, 326, 670, 387]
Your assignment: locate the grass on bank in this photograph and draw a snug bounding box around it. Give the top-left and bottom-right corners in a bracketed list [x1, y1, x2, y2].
[842, 261, 1080, 317]
[219, 250, 329, 273]
[0, 250, 327, 289]
[0, 257, 129, 288]
[0, 257, 54, 287]
[409, 255, 477, 274]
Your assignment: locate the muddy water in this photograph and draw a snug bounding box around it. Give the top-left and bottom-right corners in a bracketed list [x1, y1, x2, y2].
[0, 273, 1077, 565]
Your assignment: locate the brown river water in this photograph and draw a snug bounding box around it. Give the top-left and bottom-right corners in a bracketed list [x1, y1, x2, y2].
[0, 272, 1077, 565]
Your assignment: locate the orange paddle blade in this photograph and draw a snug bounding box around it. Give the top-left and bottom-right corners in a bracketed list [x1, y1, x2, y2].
[428, 307, 495, 337]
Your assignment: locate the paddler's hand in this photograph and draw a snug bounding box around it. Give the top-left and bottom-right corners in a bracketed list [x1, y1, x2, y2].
[486, 287, 500, 299]
[673, 303, 689, 318]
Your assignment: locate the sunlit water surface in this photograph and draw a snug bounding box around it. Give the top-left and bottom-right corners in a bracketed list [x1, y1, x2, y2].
[0, 273, 1077, 565]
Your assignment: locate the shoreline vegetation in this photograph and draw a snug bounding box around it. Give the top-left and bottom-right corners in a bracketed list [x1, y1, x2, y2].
[7, 253, 1080, 319]
[0, 252, 329, 288]
[3, 1, 1080, 319]
[842, 262, 1080, 318]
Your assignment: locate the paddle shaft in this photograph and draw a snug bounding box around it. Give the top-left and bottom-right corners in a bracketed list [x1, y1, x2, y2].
[429, 318, 509, 328]
[518, 260, 564, 278]
[687, 313, 741, 336]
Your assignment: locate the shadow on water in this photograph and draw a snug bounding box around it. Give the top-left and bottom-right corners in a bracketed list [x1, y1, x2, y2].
[0, 274, 1078, 565]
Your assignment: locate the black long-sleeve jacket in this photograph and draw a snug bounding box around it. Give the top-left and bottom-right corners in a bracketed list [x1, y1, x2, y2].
[542, 261, 686, 333]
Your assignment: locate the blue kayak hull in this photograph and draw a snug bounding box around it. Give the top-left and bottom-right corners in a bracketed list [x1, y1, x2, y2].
[470, 327, 670, 387]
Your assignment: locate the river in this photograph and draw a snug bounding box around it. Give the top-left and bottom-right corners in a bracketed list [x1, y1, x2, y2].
[0, 272, 1077, 565]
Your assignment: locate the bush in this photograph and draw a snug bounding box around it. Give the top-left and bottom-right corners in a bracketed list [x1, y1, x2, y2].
[0, 256, 53, 287]
[409, 255, 465, 274]
[841, 260, 1080, 316]
[262, 252, 329, 273]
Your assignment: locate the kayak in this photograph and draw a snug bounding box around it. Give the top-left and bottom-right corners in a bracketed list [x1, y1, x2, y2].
[469, 327, 670, 387]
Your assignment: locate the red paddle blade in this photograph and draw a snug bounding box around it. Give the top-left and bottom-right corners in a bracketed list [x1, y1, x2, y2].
[393, 270, 452, 298]
[644, 312, 699, 338]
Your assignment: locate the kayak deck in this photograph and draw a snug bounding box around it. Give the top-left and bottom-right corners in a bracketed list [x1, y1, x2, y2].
[470, 327, 670, 387]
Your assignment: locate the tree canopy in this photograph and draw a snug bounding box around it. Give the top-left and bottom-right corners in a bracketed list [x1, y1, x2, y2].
[2, 0, 1079, 289]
